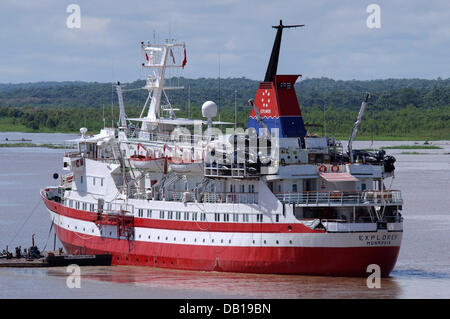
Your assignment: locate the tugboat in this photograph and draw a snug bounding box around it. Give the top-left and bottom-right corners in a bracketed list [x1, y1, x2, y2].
[41, 21, 403, 276]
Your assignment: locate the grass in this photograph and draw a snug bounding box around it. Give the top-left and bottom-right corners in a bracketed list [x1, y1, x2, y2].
[380, 145, 442, 150]
[400, 151, 431, 155]
[0, 143, 73, 149]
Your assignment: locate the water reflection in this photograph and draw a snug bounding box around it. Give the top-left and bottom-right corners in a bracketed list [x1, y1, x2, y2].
[47, 265, 402, 299]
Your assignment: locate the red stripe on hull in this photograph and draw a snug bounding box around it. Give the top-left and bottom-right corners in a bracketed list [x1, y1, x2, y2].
[42, 195, 323, 234]
[55, 224, 400, 277]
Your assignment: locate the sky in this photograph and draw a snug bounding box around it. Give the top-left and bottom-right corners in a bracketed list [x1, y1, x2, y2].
[0, 0, 449, 83]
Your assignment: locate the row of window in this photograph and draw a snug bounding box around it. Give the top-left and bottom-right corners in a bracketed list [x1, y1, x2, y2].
[229, 184, 256, 193]
[66, 199, 281, 223]
[62, 218, 293, 245]
[79, 175, 105, 187]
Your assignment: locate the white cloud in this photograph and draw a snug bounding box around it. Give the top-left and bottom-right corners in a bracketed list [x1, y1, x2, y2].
[0, 0, 449, 82]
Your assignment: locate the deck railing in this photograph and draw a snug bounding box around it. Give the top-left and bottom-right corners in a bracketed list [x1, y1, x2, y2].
[274, 190, 403, 206]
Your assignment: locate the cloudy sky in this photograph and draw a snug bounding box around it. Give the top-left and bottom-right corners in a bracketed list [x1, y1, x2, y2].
[0, 0, 449, 83]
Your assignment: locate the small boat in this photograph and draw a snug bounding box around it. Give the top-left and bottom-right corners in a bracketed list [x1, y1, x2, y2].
[129, 154, 165, 171]
[45, 253, 112, 267]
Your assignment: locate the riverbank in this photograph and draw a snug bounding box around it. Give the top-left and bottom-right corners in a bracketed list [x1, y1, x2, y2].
[0, 143, 72, 149]
[0, 127, 447, 142]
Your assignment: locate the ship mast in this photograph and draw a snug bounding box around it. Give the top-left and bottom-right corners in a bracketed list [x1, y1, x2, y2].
[140, 41, 185, 130]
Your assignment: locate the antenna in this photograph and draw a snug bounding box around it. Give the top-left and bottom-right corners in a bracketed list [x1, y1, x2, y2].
[188, 82, 191, 118]
[102, 104, 105, 129]
[234, 89, 237, 129]
[264, 20, 305, 82]
[218, 54, 221, 113]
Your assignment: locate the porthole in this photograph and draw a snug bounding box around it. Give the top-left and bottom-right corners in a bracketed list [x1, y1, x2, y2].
[289, 240, 293, 244]
[139, 234, 141, 238]
[264, 240, 266, 244]
[252, 240, 255, 244]
[229, 240, 231, 244]
[183, 238, 186, 242]
[276, 240, 279, 244]
[203, 239, 205, 243]
[148, 235, 150, 239]
[165, 236, 168, 240]
[174, 237, 176, 241]
[212, 239, 214, 243]
[157, 236, 160, 240]
[221, 239, 224, 243]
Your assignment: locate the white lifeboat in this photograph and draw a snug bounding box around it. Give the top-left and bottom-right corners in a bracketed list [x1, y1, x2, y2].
[129, 154, 165, 171]
[168, 157, 203, 174]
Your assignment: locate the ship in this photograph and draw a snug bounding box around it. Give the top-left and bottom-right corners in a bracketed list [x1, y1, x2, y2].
[41, 21, 403, 277]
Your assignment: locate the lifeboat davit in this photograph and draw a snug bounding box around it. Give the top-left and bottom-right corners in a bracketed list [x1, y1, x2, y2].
[168, 157, 203, 174]
[129, 154, 165, 171]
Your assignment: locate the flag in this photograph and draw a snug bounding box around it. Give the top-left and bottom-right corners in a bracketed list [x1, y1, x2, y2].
[145, 52, 149, 61]
[182, 47, 187, 68]
[169, 48, 176, 64]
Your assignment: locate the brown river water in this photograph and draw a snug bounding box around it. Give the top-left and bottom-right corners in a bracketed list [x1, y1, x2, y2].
[0, 133, 449, 298]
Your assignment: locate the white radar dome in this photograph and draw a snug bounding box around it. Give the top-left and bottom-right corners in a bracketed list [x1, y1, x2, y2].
[80, 127, 88, 138]
[201, 101, 218, 119]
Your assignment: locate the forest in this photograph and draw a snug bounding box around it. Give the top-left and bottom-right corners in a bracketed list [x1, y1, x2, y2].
[0, 77, 449, 140]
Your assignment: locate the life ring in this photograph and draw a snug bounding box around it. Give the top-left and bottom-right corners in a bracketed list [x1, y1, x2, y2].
[318, 165, 327, 173]
[331, 165, 340, 173]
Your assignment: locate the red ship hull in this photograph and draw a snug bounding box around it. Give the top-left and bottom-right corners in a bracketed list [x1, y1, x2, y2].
[44, 197, 401, 277]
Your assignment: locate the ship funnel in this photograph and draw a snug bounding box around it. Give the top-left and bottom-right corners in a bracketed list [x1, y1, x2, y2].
[247, 21, 306, 138]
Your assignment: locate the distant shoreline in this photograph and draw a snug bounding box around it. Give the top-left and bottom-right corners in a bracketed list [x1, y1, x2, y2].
[0, 142, 73, 149]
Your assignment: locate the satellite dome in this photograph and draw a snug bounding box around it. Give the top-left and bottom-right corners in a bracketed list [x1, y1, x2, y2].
[80, 127, 88, 138]
[201, 101, 217, 119]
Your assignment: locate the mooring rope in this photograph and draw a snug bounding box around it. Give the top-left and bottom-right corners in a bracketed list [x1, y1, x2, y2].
[40, 216, 55, 251]
[7, 198, 42, 248]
